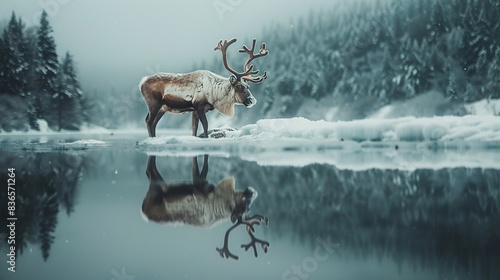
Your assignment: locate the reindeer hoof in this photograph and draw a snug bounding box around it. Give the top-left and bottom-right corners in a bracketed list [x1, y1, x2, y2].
[198, 127, 237, 139]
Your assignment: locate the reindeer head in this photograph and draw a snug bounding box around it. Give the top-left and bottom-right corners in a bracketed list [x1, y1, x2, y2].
[214, 38, 269, 109]
[211, 177, 258, 223]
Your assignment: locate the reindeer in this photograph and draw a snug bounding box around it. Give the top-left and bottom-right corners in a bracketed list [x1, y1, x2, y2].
[141, 155, 269, 259]
[139, 38, 269, 138]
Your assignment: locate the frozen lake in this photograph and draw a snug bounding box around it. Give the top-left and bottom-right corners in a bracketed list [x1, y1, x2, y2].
[1, 130, 499, 280]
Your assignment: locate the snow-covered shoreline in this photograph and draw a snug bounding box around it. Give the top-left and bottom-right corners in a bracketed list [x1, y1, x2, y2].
[141, 115, 500, 143]
[3, 115, 500, 170]
[138, 115, 500, 169]
[3, 114, 500, 142]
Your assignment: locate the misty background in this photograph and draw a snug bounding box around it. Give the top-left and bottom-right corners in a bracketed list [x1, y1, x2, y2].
[1, 0, 333, 89]
[0, 0, 334, 130]
[0, 0, 499, 131]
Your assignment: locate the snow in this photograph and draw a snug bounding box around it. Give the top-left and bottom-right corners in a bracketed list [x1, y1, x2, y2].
[64, 139, 106, 145]
[465, 99, 500, 116]
[37, 119, 50, 133]
[231, 116, 500, 142]
[138, 115, 500, 169]
[139, 115, 500, 144]
[0, 120, 110, 135]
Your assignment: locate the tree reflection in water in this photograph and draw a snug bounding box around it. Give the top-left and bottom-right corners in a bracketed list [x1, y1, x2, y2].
[0, 152, 85, 261]
[225, 162, 500, 279]
[1, 151, 498, 279]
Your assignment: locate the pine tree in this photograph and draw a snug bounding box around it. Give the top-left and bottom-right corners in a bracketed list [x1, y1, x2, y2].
[486, 47, 500, 99]
[24, 26, 41, 130]
[34, 10, 59, 127]
[464, 83, 479, 103]
[429, 1, 450, 43]
[446, 72, 459, 102]
[55, 52, 83, 130]
[0, 35, 6, 94]
[380, 48, 397, 103]
[0, 12, 28, 96]
[38, 183, 58, 261]
[391, 3, 404, 39]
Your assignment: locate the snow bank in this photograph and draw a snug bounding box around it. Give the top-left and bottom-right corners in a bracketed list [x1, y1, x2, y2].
[140, 115, 500, 145]
[139, 115, 500, 169]
[465, 99, 500, 116]
[236, 116, 500, 142]
[0, 119, 110, 135]
[65, 139, 106, 145]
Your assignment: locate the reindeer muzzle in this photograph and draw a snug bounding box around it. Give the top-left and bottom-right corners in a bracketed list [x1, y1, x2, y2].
[243, 187, 258, 207]
[243, 96, 257, 108]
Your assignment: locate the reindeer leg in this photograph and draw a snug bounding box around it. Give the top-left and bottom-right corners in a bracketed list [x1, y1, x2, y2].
[196, 109, 209, 138]
[192, 155, 213, 196]
[150, 107, 166, 137]
[192, 112, 199, 136]
[142, 156, 168, 219]
[146, 156, 164, 182]
[146, 155, 156, 180]
[200, 154, 209, 179]
[146, 105, 162, 137]
[192, 156, 200, 182]
[146, 112, 154, 137]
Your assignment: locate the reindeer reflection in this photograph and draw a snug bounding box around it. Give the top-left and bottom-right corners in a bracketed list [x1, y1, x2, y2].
[141, 155, 269, 260]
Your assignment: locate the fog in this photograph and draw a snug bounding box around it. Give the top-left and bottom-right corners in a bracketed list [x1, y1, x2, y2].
[1, 0, 337, 93]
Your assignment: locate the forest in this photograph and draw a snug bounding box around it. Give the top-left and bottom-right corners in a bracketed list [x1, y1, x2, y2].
[1, 0, 499, 130]
[0, 11, 90, 132]
[206, 0, 500, 124]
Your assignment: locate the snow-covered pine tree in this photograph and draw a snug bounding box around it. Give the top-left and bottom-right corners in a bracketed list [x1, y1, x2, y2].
[446, 72, 459, 103]
[22, 26, 40, 130]
[0, 34, 6, 94]
[54, 52, 84, 130]
[429, 0, 450, 44]
[486, 47, 500, 99]
[0, 12, 29, 96]
[34, 10, 59, 129]
[379, 47, 397, 104]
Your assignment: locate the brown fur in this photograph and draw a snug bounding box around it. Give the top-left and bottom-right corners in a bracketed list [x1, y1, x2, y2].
[140, 70, 256, 137]
[141, 156, 256, 227]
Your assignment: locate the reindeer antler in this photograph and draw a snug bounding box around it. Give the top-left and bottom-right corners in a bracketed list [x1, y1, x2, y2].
[214, 38, 268, 83]
[216, 214, 269, 260]
[240, 215, 270, 257]
[239, 39, 269, 83]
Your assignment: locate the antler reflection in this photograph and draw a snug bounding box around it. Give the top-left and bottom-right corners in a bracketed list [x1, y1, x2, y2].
[216, 214, 270, 260]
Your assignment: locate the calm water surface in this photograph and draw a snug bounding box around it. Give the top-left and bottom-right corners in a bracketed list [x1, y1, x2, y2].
[0, 134, 499, 280]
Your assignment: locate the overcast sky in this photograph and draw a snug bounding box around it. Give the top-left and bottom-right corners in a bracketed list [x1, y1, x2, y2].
[1, 0, 338, 92]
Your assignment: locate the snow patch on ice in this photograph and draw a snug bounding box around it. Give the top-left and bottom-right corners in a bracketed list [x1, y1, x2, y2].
[465, 99, 500, 116]
[37, 119, 50, 133]
[140, 115, 500, 144]
[138, 115, 500, 169]
[234, 116, 500, 142]
[66, 139, 106, 145]
[141, 135, 205, 145]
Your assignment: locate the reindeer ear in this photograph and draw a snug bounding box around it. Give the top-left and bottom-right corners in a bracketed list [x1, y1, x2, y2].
[229, 75, 237, 85]
[217, 177, 235, 192]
